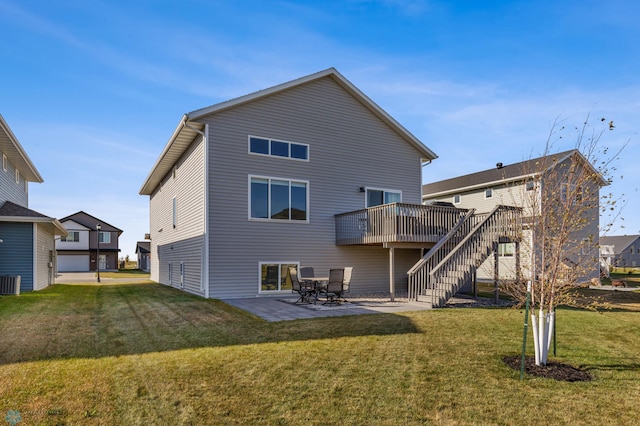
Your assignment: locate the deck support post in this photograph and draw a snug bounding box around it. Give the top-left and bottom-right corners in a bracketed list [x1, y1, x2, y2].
[493, 241, 499, 304]
[389, 246, 395, 302]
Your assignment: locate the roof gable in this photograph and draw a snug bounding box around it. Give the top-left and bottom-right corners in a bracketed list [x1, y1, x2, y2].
[139, 68, 436, 195]
[136, 241, 150, 253]
[60, 219, 91, 231]
[423, 149, 607, 197]
[59, 211, 123, 235]
[0, 114, 43, 182]
[599, 235, 640, 254]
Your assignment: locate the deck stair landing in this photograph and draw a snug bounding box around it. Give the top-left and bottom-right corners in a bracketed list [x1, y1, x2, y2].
[408, 205, 521, 308]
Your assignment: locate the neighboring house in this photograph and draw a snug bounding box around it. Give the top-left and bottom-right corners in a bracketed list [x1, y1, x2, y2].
[140, 68, 520, 307]
[599, 235, 640, 271]
[0, 114, 67, 293]
[423, 150, 606, 283]
[136, 241, 151, 272]
[56, 211, 122, 272]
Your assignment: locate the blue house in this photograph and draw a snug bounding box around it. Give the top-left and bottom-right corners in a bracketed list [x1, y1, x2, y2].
[0, 114, 67, 293]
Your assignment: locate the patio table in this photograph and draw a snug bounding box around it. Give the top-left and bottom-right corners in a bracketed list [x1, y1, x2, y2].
[303, 277, 328, 304]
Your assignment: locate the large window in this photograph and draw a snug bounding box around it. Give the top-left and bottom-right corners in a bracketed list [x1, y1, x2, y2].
[249, 136, 309, 161]
[250, 176, 308, 221]
[366, 188, 401, 207]
[61, 231, 80, 242]
[259, 262, 297, 292]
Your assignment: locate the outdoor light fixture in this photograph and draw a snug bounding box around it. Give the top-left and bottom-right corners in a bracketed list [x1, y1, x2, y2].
[359, 186, 365, 193]
[96, 224, 101, 283]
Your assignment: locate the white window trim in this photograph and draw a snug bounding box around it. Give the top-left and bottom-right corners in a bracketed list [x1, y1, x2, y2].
[453, 194, 461, 204]
[484, 188, 493, 199]
[248, 135, 310, 162]
[180, 262, 184, 288]
[2, 154, 6, 171]
[258, 261, 300, 293]
[364, 187, 402, 208]
[248, 174, 310, 223]
[15, 169, 19, 184]
[168, 262, 173, 286]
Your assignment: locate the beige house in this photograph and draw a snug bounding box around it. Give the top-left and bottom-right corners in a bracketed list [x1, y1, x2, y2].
[423, 150, 607, 283]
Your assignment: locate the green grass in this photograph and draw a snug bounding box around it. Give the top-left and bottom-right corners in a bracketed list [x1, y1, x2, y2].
[1, 283, 639, 425]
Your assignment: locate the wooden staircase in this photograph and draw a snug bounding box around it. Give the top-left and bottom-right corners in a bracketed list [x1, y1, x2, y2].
[408, 205, 522, 307]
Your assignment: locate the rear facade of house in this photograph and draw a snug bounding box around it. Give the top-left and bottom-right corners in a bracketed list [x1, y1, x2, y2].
[0, 114, 67, 293]
[141, 69, 439, 299]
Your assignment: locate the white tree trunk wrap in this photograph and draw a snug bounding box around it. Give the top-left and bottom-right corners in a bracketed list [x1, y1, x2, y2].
[531, 310, 555, 366]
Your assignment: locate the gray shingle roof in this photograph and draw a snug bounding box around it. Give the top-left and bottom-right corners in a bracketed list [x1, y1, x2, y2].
[136, 241, 150, 253]
[599, 235, 640, 254]
[0, 201, 50, 218]
[423, 150, 578, 196]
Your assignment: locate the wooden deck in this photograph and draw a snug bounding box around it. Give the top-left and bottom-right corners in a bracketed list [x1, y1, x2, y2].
[334, 203, 471, 246]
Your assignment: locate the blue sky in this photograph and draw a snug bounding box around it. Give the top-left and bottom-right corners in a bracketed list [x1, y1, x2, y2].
[1, 0, 638, 258]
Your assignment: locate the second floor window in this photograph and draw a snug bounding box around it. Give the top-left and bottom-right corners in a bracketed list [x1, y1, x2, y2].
[61, 232, 80, 242]
[453, 194, 461, 204]
[249, 136, 309, 161]
[250, 176, 308, 221]
[98, 231, 110, 244]
[485, 188, 493, 199]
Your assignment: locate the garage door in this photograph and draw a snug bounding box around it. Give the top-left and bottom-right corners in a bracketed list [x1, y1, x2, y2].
[57, 255, 90, 272]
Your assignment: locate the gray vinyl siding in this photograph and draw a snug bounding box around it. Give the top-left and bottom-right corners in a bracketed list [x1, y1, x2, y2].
[0, 156, 28, 206]
[149, 136, 205, 291]
[157, 234, 205, 296]
[0, 222, 34, 292]
[35, 223, 55, 290]
[202, 76, 425, 298]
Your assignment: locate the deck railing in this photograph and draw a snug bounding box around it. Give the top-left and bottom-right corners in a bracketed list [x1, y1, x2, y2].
[335, 203, 470, 245]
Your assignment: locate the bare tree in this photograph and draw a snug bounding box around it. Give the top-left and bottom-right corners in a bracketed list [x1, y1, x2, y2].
[498, 116, 626, 365]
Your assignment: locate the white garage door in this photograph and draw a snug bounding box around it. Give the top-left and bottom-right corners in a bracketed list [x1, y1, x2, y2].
[57, 255, 90, 272]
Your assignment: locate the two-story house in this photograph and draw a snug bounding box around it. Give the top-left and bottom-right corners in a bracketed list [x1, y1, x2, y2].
[422, 150, 606, 283]
[0, 114, 67, 293]
[56, 211, 122, 272]
[140, 68, 521, 306]
[599, 235, 640, 271]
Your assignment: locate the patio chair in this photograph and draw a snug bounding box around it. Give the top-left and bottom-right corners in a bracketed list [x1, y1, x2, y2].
[300, 267, 315, 281]
[338, 267, 353, 303]
[288, 267, 315, 304]
[322, 268, 345, 305]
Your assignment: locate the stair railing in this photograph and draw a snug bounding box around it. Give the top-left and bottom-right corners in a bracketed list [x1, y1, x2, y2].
[427, 205, 522, 307]
[408, 209, 476, 300]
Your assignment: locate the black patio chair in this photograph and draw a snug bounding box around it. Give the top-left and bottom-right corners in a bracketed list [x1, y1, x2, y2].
[288, 267, 315, 304]
[300, 266, 315, 281]
[322, 268, 345, 305]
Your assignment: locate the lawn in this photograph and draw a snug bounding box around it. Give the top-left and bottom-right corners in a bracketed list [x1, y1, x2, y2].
[1, 283, 639, 425]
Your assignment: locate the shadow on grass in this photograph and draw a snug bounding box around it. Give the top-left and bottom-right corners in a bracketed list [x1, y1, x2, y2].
[0, 283, 421, 365]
